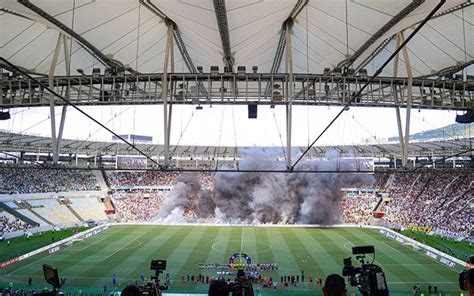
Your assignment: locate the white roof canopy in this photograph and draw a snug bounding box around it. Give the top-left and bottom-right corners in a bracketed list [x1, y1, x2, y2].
[1, 0, 473, 77]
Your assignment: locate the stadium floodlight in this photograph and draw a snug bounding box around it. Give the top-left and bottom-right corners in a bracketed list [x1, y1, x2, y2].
[210, 66, 219, 74]
[237, 66, 246, 74]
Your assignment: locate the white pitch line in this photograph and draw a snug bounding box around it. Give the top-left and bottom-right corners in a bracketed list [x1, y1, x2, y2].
[71, 236, 108, 251]
[240, 227, 244, 254]
[100, 239, 141, 261]
[11, 252, 55, 275]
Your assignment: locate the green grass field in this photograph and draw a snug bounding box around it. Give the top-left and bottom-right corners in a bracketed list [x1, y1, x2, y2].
[0, 225, 464, 295]
[399, 230, 473, 261]
[0, 227, 87, 263]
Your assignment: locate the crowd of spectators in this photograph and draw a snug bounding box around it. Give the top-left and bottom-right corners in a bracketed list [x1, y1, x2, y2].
[0, 214, 30, 235]
[339, 171, 472, 236]
[111, 191, 163, 222]
[341, 193, 378, 224]
[378, 172, 473, 235]
[106, 171, 181, 187]
[0, 167, 100, 193]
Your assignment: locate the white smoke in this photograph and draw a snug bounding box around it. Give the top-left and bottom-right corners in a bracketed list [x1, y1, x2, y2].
[155, 148, 374, 224]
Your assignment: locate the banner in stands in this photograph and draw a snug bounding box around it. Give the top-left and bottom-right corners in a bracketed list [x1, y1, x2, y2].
[116, 155, 147, 169]
[407, 225, 432, 233]
[373, 212, 385, 218]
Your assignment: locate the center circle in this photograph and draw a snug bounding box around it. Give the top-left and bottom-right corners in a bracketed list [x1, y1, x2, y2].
[211, 240, 272, 255]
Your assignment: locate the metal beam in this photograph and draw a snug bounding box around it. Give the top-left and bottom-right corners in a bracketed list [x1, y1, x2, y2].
[140, 0, 208, 99]
[3, 72, 472, 109]
[392, 33, 406, 167]
[290, 0, 447, 171]
[355, 36, 394, 74]
[1, 57, 165, 170]
[265, 0, 308, 98]
[162, 25, 173, 168]
[338, 0, 425, 69]
[48, 33, 63, 164]
[56, 34, 70, 160]
[401, 31, 414, 168]
[286, 24, 293, 168]
[213, 0, 233, 69]
[17, 0, 128, 72]
[417, 60, 474, 79]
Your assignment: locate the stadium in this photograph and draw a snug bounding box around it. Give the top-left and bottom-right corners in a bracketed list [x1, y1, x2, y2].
[0, 0, 473, 295]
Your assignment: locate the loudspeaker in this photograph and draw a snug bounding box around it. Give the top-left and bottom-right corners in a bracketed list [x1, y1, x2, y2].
[248, 105, 257, 119]
[0, 110, 10, 120]
[455, 109, 474, 124]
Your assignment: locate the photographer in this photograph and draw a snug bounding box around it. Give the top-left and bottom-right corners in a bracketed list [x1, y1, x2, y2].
[323, 274, 347, 296]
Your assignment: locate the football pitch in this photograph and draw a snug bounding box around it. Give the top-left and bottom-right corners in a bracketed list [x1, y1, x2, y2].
[0, 225, 461, 295]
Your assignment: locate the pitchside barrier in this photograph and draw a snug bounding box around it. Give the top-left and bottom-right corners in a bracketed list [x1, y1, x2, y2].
[1, 222, 468, 271]
[0, 224, 109, 268]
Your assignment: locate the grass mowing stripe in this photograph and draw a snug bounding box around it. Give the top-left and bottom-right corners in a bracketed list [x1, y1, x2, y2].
[161, 226, 209, 281]
[107, 226, 172, 281]
[204, 226, 231, 264]
[281, 228, 324, 280]
[296, 228, 343, 278]
[176, 226, 220, 274]
[244, 227, 258, 262]
[70, 226, 161, 287]
[265, 228, 300, 276]
[124, 226, 193, 284]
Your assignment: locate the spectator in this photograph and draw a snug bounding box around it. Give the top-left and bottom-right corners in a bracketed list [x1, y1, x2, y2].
[322, 274, 346, 296]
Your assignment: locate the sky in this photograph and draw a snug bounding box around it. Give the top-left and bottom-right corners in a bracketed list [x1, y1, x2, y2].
[0, 104, 463, 147]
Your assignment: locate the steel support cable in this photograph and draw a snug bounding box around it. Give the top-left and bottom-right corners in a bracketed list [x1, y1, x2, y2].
[290, 0, 447, 171]
[338, 0, 425, 69]
[139, 0, 208, 99]
[17, 0, 128, 71]
[271, 108, 287, 164]
[1, 57, 164, 170]
[264, 0, 308, 98]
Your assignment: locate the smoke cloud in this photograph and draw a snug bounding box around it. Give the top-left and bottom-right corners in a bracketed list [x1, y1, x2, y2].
[155, 149, 374, 224]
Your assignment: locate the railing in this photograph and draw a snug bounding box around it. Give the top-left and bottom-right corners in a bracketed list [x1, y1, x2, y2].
[1, 72, 473, 109]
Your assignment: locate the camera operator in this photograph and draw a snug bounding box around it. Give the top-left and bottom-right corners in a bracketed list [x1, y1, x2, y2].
[460, 256, 474, 295]
[208, 279, 230, 296]
[463, 269, 474, 295]
[322, 274, 347, 296]
[229, 269, 254, 296]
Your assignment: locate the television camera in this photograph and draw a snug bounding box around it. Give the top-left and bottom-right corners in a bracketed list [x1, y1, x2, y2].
[133, 260, 169, 296]
[342, 246, 389, 296]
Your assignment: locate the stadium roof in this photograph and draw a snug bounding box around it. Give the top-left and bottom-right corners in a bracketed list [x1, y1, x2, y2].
[0, 130, 471, 159]
[2, 0, 473, 77]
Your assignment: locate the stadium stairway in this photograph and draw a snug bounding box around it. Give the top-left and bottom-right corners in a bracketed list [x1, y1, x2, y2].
[64, 198, 85, 222]
[21, 202, 54, 225]
[94, 169, 109, 191]
[0, 202, 39, 227]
